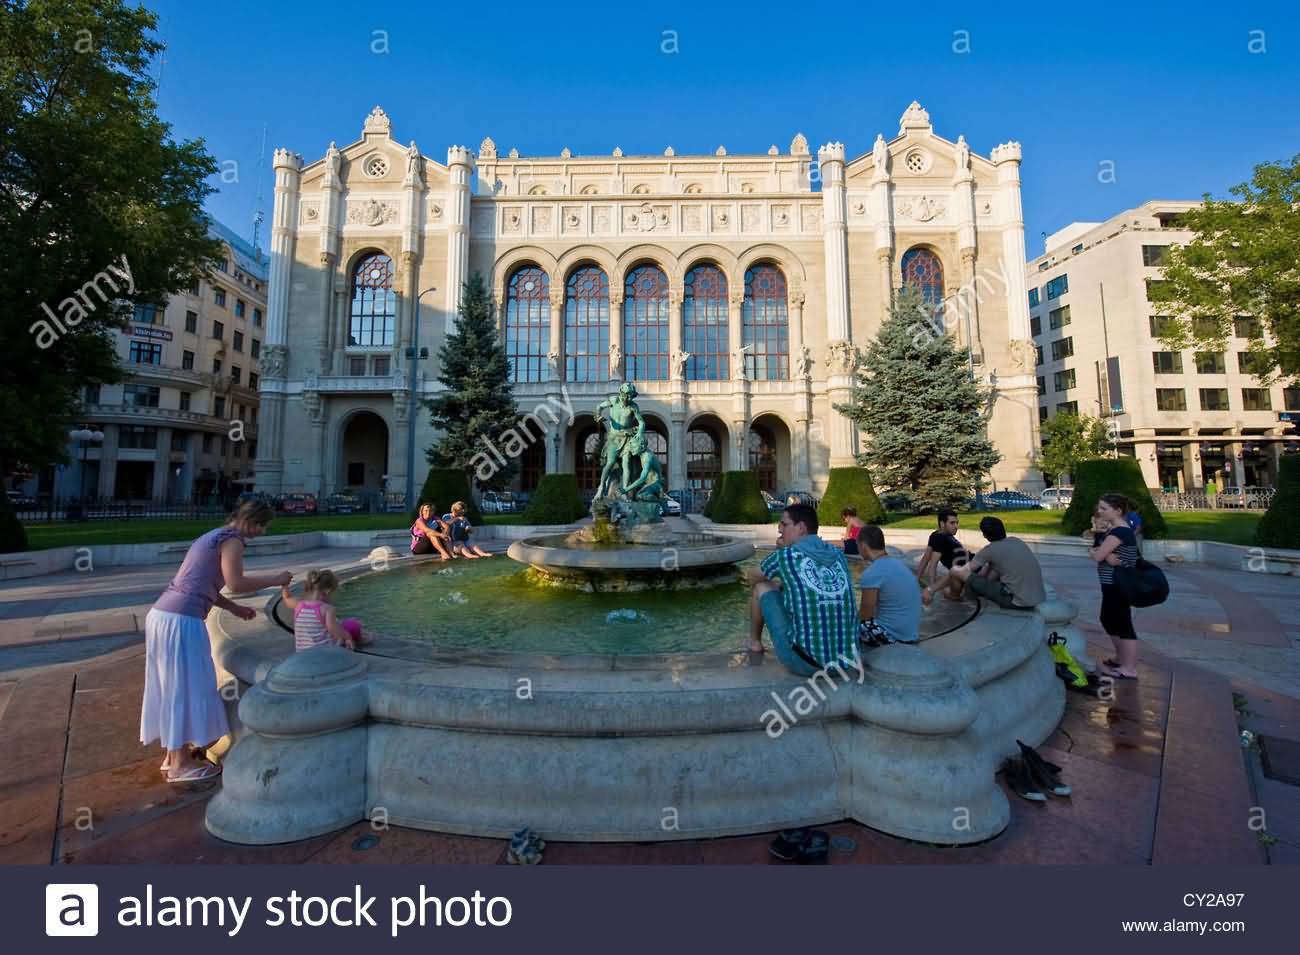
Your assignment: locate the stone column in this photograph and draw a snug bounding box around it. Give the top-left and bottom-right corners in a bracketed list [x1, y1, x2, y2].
[986, 141, 1043, 492]
[787, 284, 805, 378]
[870, 135, 894, 320]
[670, 415, 687, 492]
[608, 288, 624, 380]
[1182, 442, 1202, 491]
[317, 253, 336, 374]
[400, 250, 419, 358]
[444, 146, 473, 334]
[817, 143, 850, 343]
[304, 391, 325, 496]
[1135, 441, 1160, 489]
[669, 287, 689, 490]
[389, 393, 409, 497]
[668, 287, 684, 369]
[549, 288, 564, 380]
[727, 289, 744, 381]
[152, 427, 173, 503]
[952, 143, 981, 360]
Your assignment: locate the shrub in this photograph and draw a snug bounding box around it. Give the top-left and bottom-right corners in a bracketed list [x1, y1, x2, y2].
[1060, 458, 1167, 539]
[415, 468, 482, 525]
[0, 494, 27, 553]
[817, 466, 885, 528]
[521, 473, 587, 524]
[1255, 454, 1300, 549]
[706, 470, 770, 524]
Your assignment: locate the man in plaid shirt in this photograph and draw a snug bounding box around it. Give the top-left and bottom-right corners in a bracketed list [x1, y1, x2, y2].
[746, 504, 859, 675]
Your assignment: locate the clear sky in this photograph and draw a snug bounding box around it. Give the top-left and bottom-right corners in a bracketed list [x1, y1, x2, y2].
[149, 0, 1298, 258]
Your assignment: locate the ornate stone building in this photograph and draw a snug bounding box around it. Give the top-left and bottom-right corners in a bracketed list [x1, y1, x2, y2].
[255, 102, 1042, 504]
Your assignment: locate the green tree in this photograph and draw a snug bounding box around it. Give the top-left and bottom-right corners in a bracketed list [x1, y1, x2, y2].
[1038, 412, 1114, 485]
[0, 0, 222, 488]
[423, 273, 522, 492]
[1149, 155, 1300, 382]
[835, 288, 1001, 512]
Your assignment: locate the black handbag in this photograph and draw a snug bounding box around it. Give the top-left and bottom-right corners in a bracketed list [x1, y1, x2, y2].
[1114, 555, 1169, 608]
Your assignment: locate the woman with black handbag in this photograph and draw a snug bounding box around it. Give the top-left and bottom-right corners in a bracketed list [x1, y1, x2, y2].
[1088, 494, 1141, 680]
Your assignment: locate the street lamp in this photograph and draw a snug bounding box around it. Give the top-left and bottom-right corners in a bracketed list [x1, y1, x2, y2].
[67, 427, 104, 519]
[404, 286, 437, 510]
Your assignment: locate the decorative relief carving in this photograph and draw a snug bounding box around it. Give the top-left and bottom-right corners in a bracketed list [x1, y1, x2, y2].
[392, 395, 409, 424]
[741, 205, 761, 231]
[802, 205, 823, 231]
[549, 289, 565, 309]
[683, 206, 702, 232]
[979, 197, 994, 216]
[563, 207, 582, 231]
[794, 345, 813, 380]
[302, 390, 323, 424]
[1008, 339, 1037, 374]
[503, 208, 522, 233]
[428, 199, 443, 220]
[711, 206, 730, 229]
[826, 340, 859, 375]
[896, 195, 946, 222]
[300, 201, 320, 224]
[790, 133, 810, 156]
[346, 198, 398, 227]
[593, 207, 611, 232]
[624, 202, 670, 232]
[478, 136, 497, 159]
[671, 348, 690, 379]
[532, 206, 552, 231]
[258, 344, 288, 379]
[772, 205, 792, 228]
[851, 200, 866, 216]
[363, 105, 391, 134]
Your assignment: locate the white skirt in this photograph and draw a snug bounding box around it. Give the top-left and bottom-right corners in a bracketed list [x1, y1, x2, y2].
[139, 608, 230, 750]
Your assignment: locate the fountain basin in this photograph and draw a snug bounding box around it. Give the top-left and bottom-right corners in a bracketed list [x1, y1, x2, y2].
[508, 532, 756, 592]
[204, 553, 1067, 847]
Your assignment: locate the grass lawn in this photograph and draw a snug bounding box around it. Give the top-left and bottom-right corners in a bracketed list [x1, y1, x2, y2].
[880, 509, 1262, 546]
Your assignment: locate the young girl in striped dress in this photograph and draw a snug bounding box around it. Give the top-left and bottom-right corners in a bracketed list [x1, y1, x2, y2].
[280, 569, 372, 651]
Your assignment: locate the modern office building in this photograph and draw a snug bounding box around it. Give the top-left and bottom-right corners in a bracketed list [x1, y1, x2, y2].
[59, 220, 267, 504]
[1029, 200, 1299, 491]
[256, 102, 1042, 504]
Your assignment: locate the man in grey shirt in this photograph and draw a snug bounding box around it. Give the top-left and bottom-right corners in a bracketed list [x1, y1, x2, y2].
[949, 516, 1046, 610]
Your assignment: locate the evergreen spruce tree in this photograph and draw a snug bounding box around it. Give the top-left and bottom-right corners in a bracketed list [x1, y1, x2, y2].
[835, 288, 1001, 512]
[423, 273, 521, 492]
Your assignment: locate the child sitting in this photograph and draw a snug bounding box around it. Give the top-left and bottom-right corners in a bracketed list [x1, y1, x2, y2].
[280, 569, 373, 651]
[447, 500, 493, 559]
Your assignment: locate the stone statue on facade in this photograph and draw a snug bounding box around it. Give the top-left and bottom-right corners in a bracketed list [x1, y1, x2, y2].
[324, 142, 340, 179]
[872, 134, 888, 173]
[955, 134, 970, 173]
[547, 349, 561, 380]
[609, 341, 623, 379]
[794, 344, 813, 380]
[732, 344, 752, 381]
[406, 141, 421, 181]
[671, 348, 691, 379]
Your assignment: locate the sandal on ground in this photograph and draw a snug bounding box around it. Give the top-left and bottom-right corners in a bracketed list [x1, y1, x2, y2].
[768, 828, 809, 861]
[1099, 664, 1138, 681]
[798, 830, 830, 865]
[167, 762, 221, 783]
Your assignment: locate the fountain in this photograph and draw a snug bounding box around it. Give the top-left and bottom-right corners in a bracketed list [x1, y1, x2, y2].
[507, 382, 754, 591]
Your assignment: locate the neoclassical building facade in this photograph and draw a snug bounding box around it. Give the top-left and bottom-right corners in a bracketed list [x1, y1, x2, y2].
[255, 102, 1042, 504]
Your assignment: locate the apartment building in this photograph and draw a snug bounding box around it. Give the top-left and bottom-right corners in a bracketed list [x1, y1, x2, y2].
[1028, 200, 1299, 491]
[60, 220, 267, 503]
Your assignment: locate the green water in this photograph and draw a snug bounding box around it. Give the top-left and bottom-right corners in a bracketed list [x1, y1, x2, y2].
[336, 557, 761, 655]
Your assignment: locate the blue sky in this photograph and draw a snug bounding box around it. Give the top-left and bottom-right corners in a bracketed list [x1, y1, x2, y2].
[150, 0, 1298, 257]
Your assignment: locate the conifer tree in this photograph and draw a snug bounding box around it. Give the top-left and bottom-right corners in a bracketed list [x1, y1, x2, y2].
[423, 273, 521, 492]
[835, 288, 1001, 511]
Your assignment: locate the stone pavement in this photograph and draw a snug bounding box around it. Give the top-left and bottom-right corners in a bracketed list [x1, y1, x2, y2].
[0, 542, 1294, 864]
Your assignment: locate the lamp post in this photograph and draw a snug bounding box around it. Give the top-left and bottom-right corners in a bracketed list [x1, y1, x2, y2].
[404, 287, 437, 510]
[67, 427, 104, 520]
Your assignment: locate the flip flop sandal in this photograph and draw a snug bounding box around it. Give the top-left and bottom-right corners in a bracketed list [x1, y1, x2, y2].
[798, 830, 831, 865]
[1100, 666, 1138, 681]
[167, 763, 222, 784]
[768, 828, 809, 861]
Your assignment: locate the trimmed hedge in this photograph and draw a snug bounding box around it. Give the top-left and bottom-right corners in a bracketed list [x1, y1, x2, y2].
[817, 466, 885, 528]
[1255, 454, 1300, 549]
[415, 468, 482, 525]
[706, 470, 770, 524]
[521, 473, 587, 525]
[1060, 458, 1167, 539]
[0, 494, 27, 553]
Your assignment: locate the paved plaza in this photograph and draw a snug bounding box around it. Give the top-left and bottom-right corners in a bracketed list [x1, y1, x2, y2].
[1, 543, 1296, 864]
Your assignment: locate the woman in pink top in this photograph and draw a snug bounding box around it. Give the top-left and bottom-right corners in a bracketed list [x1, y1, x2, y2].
[141, 500, 292, 782]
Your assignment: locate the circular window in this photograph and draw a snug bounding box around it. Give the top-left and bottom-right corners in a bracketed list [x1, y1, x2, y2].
[523, 280, 535, 292]
[904, 150, 930, 175]
[369, 267, 382, 280]
[363, 155, 390, 178]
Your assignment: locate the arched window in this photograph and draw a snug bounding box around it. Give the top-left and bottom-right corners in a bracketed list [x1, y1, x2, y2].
[686, 427, 721, 496]
[624, 265, 669, 380]
[742, 264, 788, 380]
[575, 426, 603, 494]
[505, 266, 550, 383]
[564, 266, 610, 382]
[684, 265, 728, 380]
[901, 247, 945, 312]
[520, 438, 545, 492]
[348, 253, 396, 348]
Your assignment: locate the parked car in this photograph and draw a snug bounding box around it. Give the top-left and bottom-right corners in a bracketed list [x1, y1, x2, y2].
[1219, 485, 1272, 509]
[480, 490, 520, 514]
[1039, 486, 1073, 509]
[280, 492, 317, 515]
[236, 491, 273, 508]
[323, 492, 361, 514]
[6, 489, 37, 509]
[778, 490, 817, 508]
[980, 490, 1042, 510]
[660, 495, 682, 517]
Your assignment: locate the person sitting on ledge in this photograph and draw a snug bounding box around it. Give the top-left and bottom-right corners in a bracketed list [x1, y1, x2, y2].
[936, 516, 1046, 610]
[840, 505, 866, 558]
[410, 502, 454, 560]
[745, 503, 859, 676]
[447, 501, 493, 559]
[856, 525, 922, 646]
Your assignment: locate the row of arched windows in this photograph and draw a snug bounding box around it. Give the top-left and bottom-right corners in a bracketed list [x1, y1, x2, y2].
[342, 248, 947, 381]
[505, 262, 794, 384]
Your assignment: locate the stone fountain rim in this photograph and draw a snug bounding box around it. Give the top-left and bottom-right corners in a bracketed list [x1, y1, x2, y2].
[507, 535, 756, 570]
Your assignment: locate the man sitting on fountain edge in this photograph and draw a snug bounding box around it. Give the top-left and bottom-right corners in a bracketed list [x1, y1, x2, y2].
[746, 504, 859, 676]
